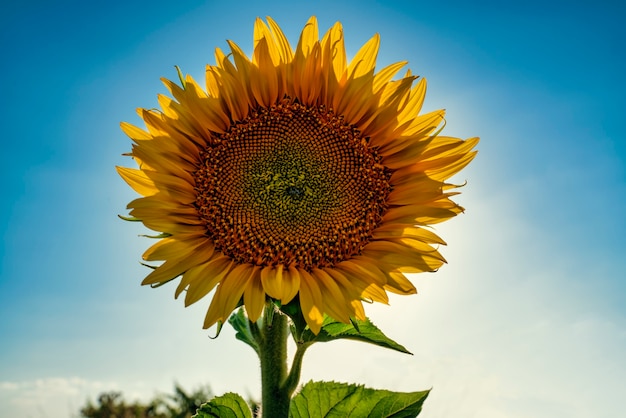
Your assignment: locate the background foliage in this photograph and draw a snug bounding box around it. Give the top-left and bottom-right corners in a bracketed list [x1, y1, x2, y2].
[78, 384, 260, 418]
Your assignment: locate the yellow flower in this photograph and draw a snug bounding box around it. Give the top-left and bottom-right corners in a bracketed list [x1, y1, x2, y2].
[117, 16, 478, 334]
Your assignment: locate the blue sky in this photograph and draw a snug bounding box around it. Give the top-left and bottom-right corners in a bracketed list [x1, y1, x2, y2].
[1, 0, 625, 417]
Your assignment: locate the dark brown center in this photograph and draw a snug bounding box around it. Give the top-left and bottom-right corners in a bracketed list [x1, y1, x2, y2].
[194, 99, 391, 270]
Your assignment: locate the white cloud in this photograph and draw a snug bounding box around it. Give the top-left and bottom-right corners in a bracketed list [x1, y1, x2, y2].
[0, 376, 197, 418]
[0, 377, 115, 418]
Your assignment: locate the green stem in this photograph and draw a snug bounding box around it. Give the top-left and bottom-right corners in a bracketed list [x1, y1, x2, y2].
[283, 342, 311, 397]
[259, 304, 291, 418]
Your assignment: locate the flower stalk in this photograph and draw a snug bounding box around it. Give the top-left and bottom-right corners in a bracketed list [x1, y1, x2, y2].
[258, 304, 292, 418]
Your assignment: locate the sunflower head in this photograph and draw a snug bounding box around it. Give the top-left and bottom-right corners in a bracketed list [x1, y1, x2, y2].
[117, 16, 478, 334]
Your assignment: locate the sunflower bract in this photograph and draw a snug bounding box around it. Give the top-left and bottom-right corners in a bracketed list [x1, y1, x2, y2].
[117, 16, 479, 334]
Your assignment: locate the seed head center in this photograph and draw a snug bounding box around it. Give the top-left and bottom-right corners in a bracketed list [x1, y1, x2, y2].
[194, 99, 391, 269]
[286, 185, 305, 200]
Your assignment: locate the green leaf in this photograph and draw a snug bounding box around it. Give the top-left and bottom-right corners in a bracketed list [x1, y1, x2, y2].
[193, 392, 252, 418]
[228, 308, 260, 354]
[300, 316, 412, 355]
[290, 381, 430, 418]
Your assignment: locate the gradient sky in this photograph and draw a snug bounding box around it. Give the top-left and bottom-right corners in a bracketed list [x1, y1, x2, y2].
[1, 0, 625, 417]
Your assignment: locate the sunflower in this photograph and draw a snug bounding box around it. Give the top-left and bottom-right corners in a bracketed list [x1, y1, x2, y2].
[117, 16, 478, 334]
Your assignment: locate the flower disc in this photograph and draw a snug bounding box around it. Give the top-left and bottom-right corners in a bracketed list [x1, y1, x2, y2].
[117, 16, 479, 334]
[195, 99, 391, 270]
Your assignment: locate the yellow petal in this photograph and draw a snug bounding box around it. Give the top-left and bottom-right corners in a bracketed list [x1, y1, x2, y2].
[298, 269, 324, 334]
[364, 240, 445, 272]
[299, 43, 322, 105]
[320, 21, 346, 85]
[312, 268, 351, 323]
[347, 33, 380, 79]
[127, 196, 199, 222]
[203, 263, 254, 328]
[406, 109, 447, 138]
[323, 268, 366, 320]
[182, 257, 234, 305]
[260, 265, 284, 300]
[336, 259, 386, 286]
[254, 18, 280, 65]
[358, 256, 417, 295]
[227, 40, 256, 106]
[335, 261, 389, 304]
[385, 272, 418, 295]
[213, 67, 250, 121]
[116, 167, 158, 197]
[251, 37, 279, 106]
[244, 267, 265, 322]
[396, 78, 427, 126]
[266, 16, 294, 62]
[141, 241, 214, 286]
[334, 71, 376, 126]
[372, 61, 407, 94]
[296, 16, 319, 58]
[120, 122, 151, 141]
[138, 214, 204, 235]
[281, 265, 301, 304]
[382, 204, 461, 226]
[142, 234, 210, 261]
[373, 225, 447, 245]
